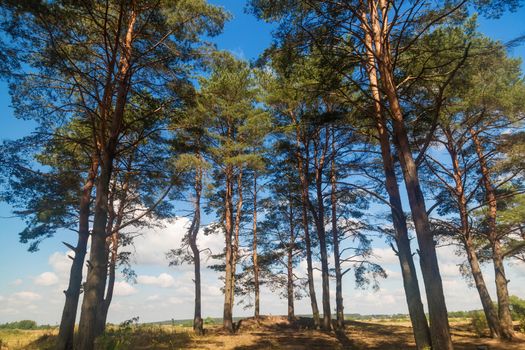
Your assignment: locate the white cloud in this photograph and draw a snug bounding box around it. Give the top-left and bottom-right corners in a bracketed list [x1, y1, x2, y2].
[123, 218, 224, 267]
[12, 291, 42, 302]
[371, 247, 399, 265]
[48, 251, 74, 278]
[137, 273, 175, 288]
[114, 281, 138, 297]
[34, 272, 59, 286]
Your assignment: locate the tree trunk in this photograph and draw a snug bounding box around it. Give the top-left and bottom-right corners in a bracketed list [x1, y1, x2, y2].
[312, 130, 331, 331]
[443, 127, 501, 338]
[230, 170, 243, 312]
[470, 128, 514, 340]
[287, 195, 295, 322]
[291, 113, 320, 327]
[330, 132, 344, 330]
[360, 19, 431, 348]
[252, 174, 260, 319]
[363, 3, 453, 348]
[223, 165, 235, 333]
[56, 155, 99, 350]
[77, 8, 136, 349]
[189, 163, 203, 335]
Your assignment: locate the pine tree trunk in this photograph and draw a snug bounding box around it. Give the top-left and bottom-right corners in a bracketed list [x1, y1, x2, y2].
[189, 164, 203, 335]
[359, 19, 431, 348]
[252, 174, 260, 319]
[443, 127, 501, 338]
[291, 112, 320, 327]
[470, 128, 514, 340]
[330, 132, 344, 330]
[465, 237, 501, 337]
[223, 166, 235, 333]
[313, 133, 331, 331]
[363, 3, 453, 345]
[77, 8, 136, 348]
[287, 197, 295, 322]
[57, 156, 98, 350]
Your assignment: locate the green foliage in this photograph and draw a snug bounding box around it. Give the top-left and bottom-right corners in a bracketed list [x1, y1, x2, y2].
[510, 295, 525, 332]
[470, 311, 488, 337]
[0, 320, 37, 330]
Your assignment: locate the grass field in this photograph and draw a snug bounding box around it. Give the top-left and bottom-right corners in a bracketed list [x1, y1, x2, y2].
[1, 316, 524, 349]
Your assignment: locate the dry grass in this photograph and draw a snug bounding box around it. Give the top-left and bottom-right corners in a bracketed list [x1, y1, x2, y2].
[3, 316, 525, 349]
[0, 329, 57, 350]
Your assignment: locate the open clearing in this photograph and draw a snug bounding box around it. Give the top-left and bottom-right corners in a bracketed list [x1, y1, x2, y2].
[1, 316, 524, 350]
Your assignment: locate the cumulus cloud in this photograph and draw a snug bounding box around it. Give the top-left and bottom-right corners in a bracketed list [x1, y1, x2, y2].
[114, 281, 138, 297]
[137, 273, 175, 288]
[34, 272, 59, 286]
[123, 218, 224, 267]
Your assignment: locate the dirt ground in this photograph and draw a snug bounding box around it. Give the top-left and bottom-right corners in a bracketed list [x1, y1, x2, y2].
[4, 316, 525, 349]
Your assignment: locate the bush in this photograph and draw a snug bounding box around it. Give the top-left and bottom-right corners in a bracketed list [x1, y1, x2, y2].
[470, 311, 488, 337]
[510, 295, 525, 332]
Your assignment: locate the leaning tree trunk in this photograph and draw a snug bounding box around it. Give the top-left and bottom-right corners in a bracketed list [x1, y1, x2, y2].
[470, 128, 514, 340]
[252, 174, 260, 319]
[77, 9, 136, 349]
[360, 22, 431, 348]
[56, 155, 99, 350]
[189, 162, 203, 334]
[443, 127, 501, 338]
[330, 131, 344, 330]
[292, 112, 320, 328]
[363, 3, 453, 348]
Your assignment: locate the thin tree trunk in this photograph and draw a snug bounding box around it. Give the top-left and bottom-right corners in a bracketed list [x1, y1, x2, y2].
[57, 155, 99, 350]
[330, 131, 344, 330]
[363, 3, 452, 348]
[77, 8, 136, 349]
[223, 165, 235, 333]
[311, 130, 331, 331]
[287, 194, 295, 322]
[252, 174, 260, 319]
[291, 112, 320, 327]
[443, 127, 501, 338]
[189, 161, 203, 334]
[470, 128, 514, 340]
[230, 170, 243, 312]
[360, 17, 430, 348]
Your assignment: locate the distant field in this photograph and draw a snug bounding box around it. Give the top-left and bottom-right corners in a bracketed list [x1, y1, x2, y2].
[1, 316, 524, 350]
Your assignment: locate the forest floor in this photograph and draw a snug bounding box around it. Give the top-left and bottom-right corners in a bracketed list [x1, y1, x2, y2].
[2, 316, 525, 349]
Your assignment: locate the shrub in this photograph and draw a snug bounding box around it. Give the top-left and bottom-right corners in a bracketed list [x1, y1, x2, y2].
[510, 295, 525, 332]
[470, 311, 488, 337]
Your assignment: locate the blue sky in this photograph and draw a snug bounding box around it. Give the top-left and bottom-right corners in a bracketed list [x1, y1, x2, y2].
[0, 1, 524, 324]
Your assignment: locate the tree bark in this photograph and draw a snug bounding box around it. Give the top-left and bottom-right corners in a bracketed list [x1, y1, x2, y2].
[330, 131, 344, 330]
[360, 19, 431, 348]
[56, 155, 99, 350]
[77, 8, 136, 349]
[252, 174, 260, 319]
[470, 128, 514, 340]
